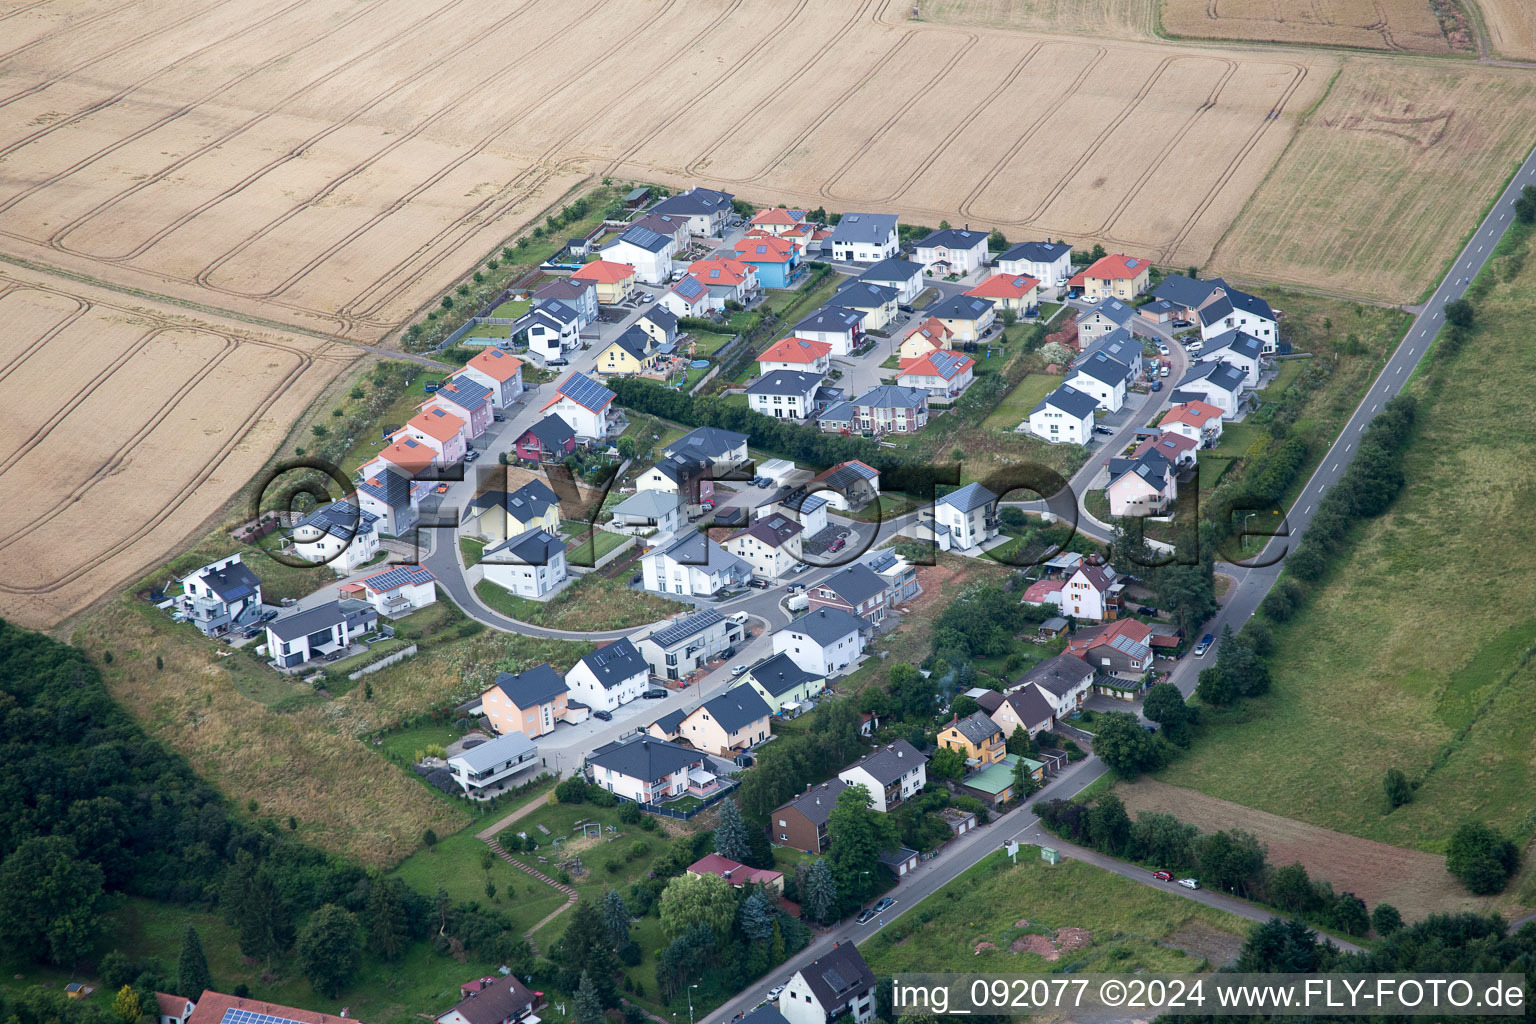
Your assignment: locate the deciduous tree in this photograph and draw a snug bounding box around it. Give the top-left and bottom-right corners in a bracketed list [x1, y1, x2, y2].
[295, 904, 361, 999]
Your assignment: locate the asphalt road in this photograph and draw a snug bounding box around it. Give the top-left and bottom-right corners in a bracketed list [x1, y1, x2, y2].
[703, 150, 1536, 1024]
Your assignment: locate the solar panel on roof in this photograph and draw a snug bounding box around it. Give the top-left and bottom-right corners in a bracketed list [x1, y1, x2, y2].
[222, 1009, 309, 1024]
[363, 565, 433, 591]
[558, 372, 615, 411]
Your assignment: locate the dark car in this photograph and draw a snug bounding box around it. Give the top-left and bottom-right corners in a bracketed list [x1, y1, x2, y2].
[242, 627, 262, 639]
[873, 897, 895, 913]
[1093, 425, 1115, 436]
[1153, 870, 1173, 881]
[1194, 633, 1215, 657]
[259, 609, 279, 622]
[1138, 605, 1158, 616]
[1150, 380, 1162, 392]
[898, 304, 915, 314]
[1172, 319, 1193, 329]
[593, 710, 613, 721]
[642, 688, 668, 700]
[493, 413, 505, 422]
[749, 578, 770, 589]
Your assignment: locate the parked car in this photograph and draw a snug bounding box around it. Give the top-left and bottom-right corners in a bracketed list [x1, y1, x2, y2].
[1178, 877, 1201, 890]
[856, 908, 877, 924]
[749, 578, 770, 589]
[259, 609, 280, 622]
[873, 897, 895, 913]
[242, 627, 262, 639]
[767, 986, 784, 1002]
[1152, 870, 1173, 881]
[1158, 344, 1169, 355]
[547, 356, 568, 367]
[1150, 381, 1162, 392]
[1193, 633, 1214, 657]
[642, 688, 668, 700]
[465, 449, 481, 462]
[593, 709, 613, 721]
[898, 304, 915, 314]
[732, 665, 749, 676]
[1172, 319, 1193, 329]
[1093, 425, 1115, 436]
[828, 535, 847, 552]
[493, 413, 505, 422]
[1138, 605, 1158, 615]
[792, 561, 812, 574]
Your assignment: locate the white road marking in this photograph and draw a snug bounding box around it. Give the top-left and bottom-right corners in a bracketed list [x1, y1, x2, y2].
[1346, 443, 1352, 452]
[1478, 246, 1484, 253]
[1397, 365, 1403, 374]
[1371, 404, 1378, 412]
[1304, 505, 1312, 515]
[1332, 463, 1339, 471]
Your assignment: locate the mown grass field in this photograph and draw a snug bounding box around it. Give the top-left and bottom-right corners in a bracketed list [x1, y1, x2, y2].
[862, 851, 1250, 974]
[474, 573, 686, 630]
[1160, 230, 1536, 874]
[980, 371, 1061, 430]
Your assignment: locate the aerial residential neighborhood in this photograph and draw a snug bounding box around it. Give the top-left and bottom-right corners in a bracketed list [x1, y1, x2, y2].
[6, 8, 1534, 1024]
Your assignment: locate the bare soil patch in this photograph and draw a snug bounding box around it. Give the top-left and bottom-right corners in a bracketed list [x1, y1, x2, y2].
[1165, 921, 1244, 966]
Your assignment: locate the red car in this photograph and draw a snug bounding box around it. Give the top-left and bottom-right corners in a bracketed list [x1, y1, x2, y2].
[828, 536, 847, 552]
[1152, 870, 1173, 881]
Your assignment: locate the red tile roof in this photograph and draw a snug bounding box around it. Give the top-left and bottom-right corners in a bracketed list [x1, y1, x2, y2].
[759, 336, 832, 364]
[571, 260, 636, 284]
[733, 234, 796, 263]
[748, 208, 807, 228]
[376, 436, 436, 474]
[466, 347, 523, 382]
[898, 350, 974, 380]
[1023, 579, 1064, 604]
[688, 853, 783, 888]
[687, 257, 753, 285]
[1068, 253, 1148, 286]
[187, 992, 360, 1024]
[1160, 400, 1224, 428]
[967, 272, 1041, 299]
[1133, 431, 1198, 460]
[408, 407, 467, 443]
[1068, 617, 1152, 657]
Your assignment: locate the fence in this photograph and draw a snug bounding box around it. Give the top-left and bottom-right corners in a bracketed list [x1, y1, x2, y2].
[641, 779, 739, 820]
[347, 643, 419, 680]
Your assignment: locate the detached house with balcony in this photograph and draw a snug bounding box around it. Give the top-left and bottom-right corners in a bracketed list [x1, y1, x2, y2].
[651, 186, 735, 236]
[1066, 620, 1153, 682]
[773, 607, 868, 676]
[513, 414, 577, 464]
[460, 348, 525, 409]
[641, 530, 753, 596]
[794, 306, 863, 355]
[586, 736, 714, 805]
[780, 945, 877, 1024]
[355, 464, 423, 537]
[1197, 329, 1265, 388]
[914, 227, 989, 276]
[481, 664, 570, 738]
[639, 608, 744, 680]
[447, 730, 540, 795]
[759, 336, 833, 377]
[898, 316, 954, 361]
[340, 564, 437, 617]
[571, 260, 638, 304]
[423, 375, 494, 440]
[289, 500, 379, 574]
[851, 384, 928, 435]
[1159, 400, 1225, 447]
[744, 652, 826, 713]
[480, 527, 568, 599]
[749, 370, 823, 420]
[965, 272, 1041, 314]
[932, 482, 1000, 551]
[1172, 360, 1247, 419]
[1077, 297, 1137, 342]
[1065, 350, 1132, 413]
[687, 258, 760, 309]
[516, 301, 581, 362]
[808, 563, 889, 625]
[660, 274, 711, 319]
[837, 739, 927, 812]
[985, 683, 1058, 739]
[600, 225, 676, 285]
[1026, 384, 1097, 445]
[831, 280, 899, 332]
[673, 684, 773, 757]
[726, 513, 804, 579]
[1059, 562, 1125, 621]
[827, 212, 899, 263]
[995, 240, 1073, 293]
[565, 638, 650, 713]
[734, 234, 800, 289]
[264, 599, 374, 668]
[896, 350, 974, 401]
[435, 970, 542, 1024]
[401, 407, 467, 465]
[1106, 449, 1177, 518]
[938, 711, 1006, 767]
[540, 372, 618, 441]
[1068, 253, 1151, 301]
[532, 276, 599, 329]
[466, 477, 561, 544]
[926, 293, 996, 342]
[858, 257, 925, 304]
[664, 425, 750, 471]
[1018, 652, 1097, 716]
[771, 779, 849, 853]
[177, 554, 263, 635]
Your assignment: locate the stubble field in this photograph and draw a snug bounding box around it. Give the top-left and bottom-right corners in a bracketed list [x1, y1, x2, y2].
[1478, 0, 1536, 60]
[1159, 0, 1470, 54]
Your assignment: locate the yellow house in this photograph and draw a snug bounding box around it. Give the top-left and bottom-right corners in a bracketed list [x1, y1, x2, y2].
[467, 476, 561, 543]
[898, 316, 953, 361]
[834, 281, 899, 332]
[966, 272, 1041, 312]
[596, 325, 654, 377]
[938, 711, 1007, 766]
[929, 294, 997, 342]
[673, 683, 773, 756]
[1068, 253, 1151, 302]
[572, 259, 637, 304]
[481, 664, 570, 738]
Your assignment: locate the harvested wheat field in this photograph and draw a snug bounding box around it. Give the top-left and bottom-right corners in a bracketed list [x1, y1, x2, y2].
[1114, 779, 1528, 922]
[913, 0, 1157, 40]
[0, 265, 355, 629]
[1211, 56, 1536, 301]
[1478, 0, 1536, 60]
[1160, 0, 1473, 54]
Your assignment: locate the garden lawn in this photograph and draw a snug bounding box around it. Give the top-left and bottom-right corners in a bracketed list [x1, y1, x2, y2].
[1160, 233, 1536, 863]
[460, 537, 485, 567]
[474, 574, 685, 630]
[391, 830, 569, 932]
[861, 851, 1250, 973]
[492, 297, 530, 319]
[981, 372, 1059, 430]
[688, 330, 736, 356]
[566, 527, 629, 564]
[336, 366, 434, 477]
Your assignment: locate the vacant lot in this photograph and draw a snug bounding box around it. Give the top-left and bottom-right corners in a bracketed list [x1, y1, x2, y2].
[0, 267, 353, 628]
[1159, 230, 1536, 890]
[862, 851, 1250, 973]
[1161, 0, 1470, 53]
[1479, 0, 1536, 59]
[1212, 57, 1536, 302]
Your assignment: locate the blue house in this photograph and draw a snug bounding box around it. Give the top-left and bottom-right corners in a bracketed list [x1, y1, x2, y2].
[733, 235, 800, 289]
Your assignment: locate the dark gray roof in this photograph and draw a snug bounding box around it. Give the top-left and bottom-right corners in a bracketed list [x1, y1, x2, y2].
[1177, 359, 1245, 394]
[732, 512, 803, 549]
[1078, 329, 1140, 370]
[293, 500, 377, 542]
[1198, 295, 1236, 328]
[936, 481, 998, 513]
[858, 257, 923, 285]
[451, 730, 536, 773]
[1109, 449, 1173, 491]
[665, 425, 748, 462]
[917, 227, 988, 250]
[948, 710, 1002, 748]
[1208, 279, 1274, 321]
[795, 305, 863, 333]
[1033, 383, 1099, 419]
[774, 779, 850, 826]
[748, 369, 824, 398]
[634, 212, 687, 237]
[832, 280, 898, 309]
[266, 600, 345, 642]
[854, 384, 926, 410]
[1071, 350, 1132, 387]
[523, 413, 575, 451]
[740, 1004, 791, 1024]
[651, 709, 687, 735]
[827, 212, 898, 245]
[495, 664, 568, 707]
[927, 293, 994, 321]
[647, 608, 726, 650]
[442, 973, 539, 1024]
[658, 530, 750, 576]
[842, 739, 926, 785]
[1142, 299, 1177, 314]
[748, 651, 822, 695]
[608, 324, 652, 362]
[611, 224, 671, 253]
[1019, 653, 1094, 698]
[1001, 684, 1056, 731]
[785, 606, 867, 646]
[577, 637, 648, 688]
[196, 558, 261, 602]
[998, 240, 1071, 264]
[639, 304, 678, 332]
[879, 846, 920, 870]
[1151, 274, 1221, 310]
[1202, 329, 1264, 362]
[535, 277, 594, 303]
[816, 564, 886, 607]
[357, 465, 412, 507]
[435, 374, 492, 412]
[528, 299, 580, 326]
[483, 525, 564, 564]
[612, 489, 682, 519]
[652, 187, 734, 217]
[587, 736, 703, 784]
[816, 400, 856, 425]
[467, 477, 560, 522]
[699, 683, 772, 733]
[1083, 297, 1136, 327]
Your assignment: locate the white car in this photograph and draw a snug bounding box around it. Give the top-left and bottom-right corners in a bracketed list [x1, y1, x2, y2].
[1178, 878, 1201, 890]
[767, 986, 784, 1002]
[1158, 344, 1169, 355]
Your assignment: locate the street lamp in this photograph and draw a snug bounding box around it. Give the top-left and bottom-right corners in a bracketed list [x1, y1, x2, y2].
[689, 984, 700, 1024]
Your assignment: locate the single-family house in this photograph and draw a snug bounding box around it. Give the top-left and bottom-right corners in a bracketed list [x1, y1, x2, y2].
[610, 489, 683, 536]
[265, 599, 374, 668]
[1026, 384, 1098, 445]
[966, 272, 1041, 313]
[436, 972, 541, 1024]
[539, 372, 618, 441]
[749, 369, 823, 420]
[482, 664, 569, 738]
[1078, 327, 1144, 380]
[289, 500, 379, 573]
[1132, 431, 1198, 469]
[177, 554, 263, 635]
[595, 324, 656, 377]
[827, 212, 899, 263]
[639, 608, 745, 680]
[773, 607, 868, 676]
[858, 257, 925, 304]
[633, 210, 690, 247]
[933, 481, 1000, 550]
[355, 465, 422, 537]
[688, 852, 783, 891]
[926, 293, 997, 342]
[937, 711, 1006, 766]
[480, 527, 568, 599]
[1198, 283, 1278, 349]
[1059, 562, 1125, 621]
[155, 994, 194, 1024]
[465, 477, 561, 543]
[674, 684, 773, 757]
[914, 228, 990, 276]
[995, 240, 1073, 292]
[809, 562, 889, 624]
[770, 779, 848, 852]
[636, 304, 679, 349]
[513, 414, 577, 464]
[816, 400, 856, 434]
[340, 563, 437, 617]
[859, 548, 921, 605]
[367, 432, 437, 480]
[987, 683, 1057, 739]
[1139, 299, 1178, 324]
[659, 274, 711, 319]
[401, 407, 468, 464]
[1173, 360, 1247, 418]
[600, 225, 675, 285]
[851, 384, 928, 434]
[1107, 449, 1176, 517]
[1068, 253, 1151, 301]
[570, 260, 637, 304]
[566, 637, 649, 713]
[838, 739, 927, 812]
[586, 736, 709, 804]
[898, 316, 953, 360]
[808, 460, 880, 512]
[423, 375, 494, 440]
[641, 530, 753, 596]
[1077, 297, 1137, 341]
[659, 425, 748, 472]
[744, 651, 826, 713]
[779, 944, 877, 1024]
[1018, 651, 1097, 714]
[760, 489, 831, 536]
[1158, 400, 1224, 446]
[1151, 273, 1224, 321]
[447, 730, 540, 794]
[896, 349, 974, 400]
[748, 207, 809, 235]
[687, 257, 760, 309]
[516, 300, 581, 361]
[726, 513, 804, 579]
[532, 276, 598, 328]
[794, 305, 863, 355]
[186, 994, 356, 1024]
[651, 186, 735, 236]
[1066, 619, 1153, 681]
[1197, 329, 1264, 387]
[1065, 350, 1131, 412]
[831, 280, 899, 331]
[733, 234, 800, 289]
[758, 336, 832, 376]
[460, 348, 525, 409]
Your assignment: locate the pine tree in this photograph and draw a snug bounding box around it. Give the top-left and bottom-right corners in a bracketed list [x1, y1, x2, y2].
[365, 875, 409, 960]
[222, 852, 293, 965]
[601, 888, 630, 949]
[572, 972, 605, 1024]
[738, 889, 775, 942]
[803, 859, 837, 925]
[713, 799, 751, 863]
[176, 925, 212, 998]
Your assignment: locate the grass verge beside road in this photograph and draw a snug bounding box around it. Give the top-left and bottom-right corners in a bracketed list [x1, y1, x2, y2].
[474, 574, 686, 631]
